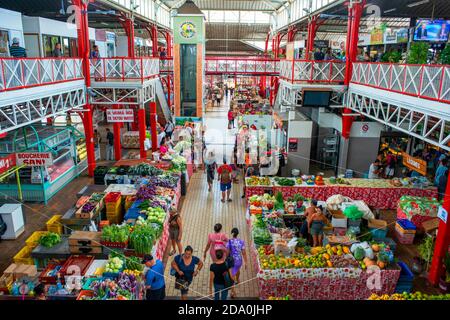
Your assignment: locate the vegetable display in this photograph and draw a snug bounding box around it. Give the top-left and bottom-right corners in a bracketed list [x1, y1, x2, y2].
[274, 177, 296, 186]
[105, 257, 124, 273]
[130, 224, 156, 254]
[128, 163, 163, 176]
[81, 202, 97, 213]
[38, 232, 61, 248]
[101, 225, 130, 243]
[125, 256, 144, 272]
[81, 273, 139, 300]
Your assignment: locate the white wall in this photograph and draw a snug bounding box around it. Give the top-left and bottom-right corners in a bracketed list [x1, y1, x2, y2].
[350, 122, 384, 138]
[24, 34, 40, 57]
[0, 8, 24, 47]
[317, 111, 342, 133]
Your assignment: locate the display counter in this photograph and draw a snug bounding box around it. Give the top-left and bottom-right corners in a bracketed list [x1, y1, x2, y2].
[245, 178, 438, 210]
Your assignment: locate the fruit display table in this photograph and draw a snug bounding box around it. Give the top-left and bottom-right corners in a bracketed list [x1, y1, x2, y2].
[251, 244, 401, 300]
[245, 178, 438, 210]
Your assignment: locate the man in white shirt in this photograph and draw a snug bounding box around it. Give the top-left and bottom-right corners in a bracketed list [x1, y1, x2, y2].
[368, 160, 381, 179]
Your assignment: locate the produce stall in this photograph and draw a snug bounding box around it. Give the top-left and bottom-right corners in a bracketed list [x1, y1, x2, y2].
[396, 196, 441, 231]
[245, 177, 438, 210]
[246, 197, 401, 300]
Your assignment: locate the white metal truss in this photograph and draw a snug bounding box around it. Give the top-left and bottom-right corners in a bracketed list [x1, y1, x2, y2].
[275, 79, 346, 111]
[0, 85, 86, 133]
[347, 89, 450, 151]
[89, 79, 156, 106]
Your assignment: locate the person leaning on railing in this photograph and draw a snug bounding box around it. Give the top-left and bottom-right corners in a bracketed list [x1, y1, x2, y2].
[9, 38, 26, 58]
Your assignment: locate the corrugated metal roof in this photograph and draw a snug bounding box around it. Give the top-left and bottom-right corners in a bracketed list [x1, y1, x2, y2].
[166, 0, 288, 11]
[206, 22, 270, 40]
[176, 0, 204, 15]
[205, 40, 263, 55]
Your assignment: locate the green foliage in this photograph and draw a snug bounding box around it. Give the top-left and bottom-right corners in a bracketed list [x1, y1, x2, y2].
[407, 42, 430, 64]
[418, 236, 435, 264]
[381, 51, 402, 63]
[439, 44, 450, 65]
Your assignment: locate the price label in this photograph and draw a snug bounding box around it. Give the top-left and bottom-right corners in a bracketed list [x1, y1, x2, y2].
[438, 206, 448, 223]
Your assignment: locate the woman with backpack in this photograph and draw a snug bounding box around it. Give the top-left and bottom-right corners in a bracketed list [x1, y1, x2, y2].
[203, 223, 229, 263]
[168, 207, 183, 256]
[217, 160, 233, 202]
[209, 250, 234, 300]
[227, 228, 247, 298]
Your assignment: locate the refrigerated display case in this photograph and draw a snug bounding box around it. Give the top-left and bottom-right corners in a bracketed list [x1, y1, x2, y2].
[0, 125, 95, 203]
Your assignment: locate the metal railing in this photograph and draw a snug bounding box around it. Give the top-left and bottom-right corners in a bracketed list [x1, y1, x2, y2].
[351, 62, 450, 104]
[205, 57, 280, 75]
[279, 59, 346, 84]
[0, 58, 83, 92]
[90, 57, 159, 82]
[159, 57, 173, 73]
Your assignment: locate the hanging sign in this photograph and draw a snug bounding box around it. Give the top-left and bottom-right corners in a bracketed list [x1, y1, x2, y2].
[438, 206, 448, 223]
[361, 123, 370, 134]
[402, 152, 427, 176]
[288, 138, 298, 152]
[16, 152, 53, 167]
[107, 109, 134, 122]
[0, 154, 16, 175]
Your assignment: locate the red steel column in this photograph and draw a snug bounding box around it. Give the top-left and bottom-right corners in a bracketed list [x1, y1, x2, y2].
[152, 25, 158, 58]
[306, 17, 318, 60]
[149, 102, 158, 151]
[345, 1, 364, 85]
[138, 108, 147, 159]
[429, 177, 450, 285]
[165, 32, 172, 57]
[74, 0, 95, 176]
[113, 105, 122, 160]
[167, 75, 171, 109]
[126, 17, 135, 58]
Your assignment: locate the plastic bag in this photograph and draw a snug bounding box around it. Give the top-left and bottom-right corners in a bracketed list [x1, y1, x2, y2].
[343, 205, 363, 221]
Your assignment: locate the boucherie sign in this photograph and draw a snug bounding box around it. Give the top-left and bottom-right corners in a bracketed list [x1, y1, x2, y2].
[16, 152, 53, 167]
[106, 109, 134, 122]
[0, 154, 16, 175]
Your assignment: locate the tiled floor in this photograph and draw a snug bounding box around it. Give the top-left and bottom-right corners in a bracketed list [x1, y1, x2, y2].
[164, 101, 259, 300]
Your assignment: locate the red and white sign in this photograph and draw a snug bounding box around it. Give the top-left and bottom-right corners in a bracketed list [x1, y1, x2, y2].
[107, 109, 134, 122]
[0, 154, 16, 175]
[361, 123, 369, 134]
[16, 152, 53, 167]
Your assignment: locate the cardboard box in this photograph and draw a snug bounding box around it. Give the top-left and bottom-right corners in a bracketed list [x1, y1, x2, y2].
[23, 265, 38, 278]
[3, 263, 19, 276]
[13, 264, 30, 279]
[331, 211, 348, 228]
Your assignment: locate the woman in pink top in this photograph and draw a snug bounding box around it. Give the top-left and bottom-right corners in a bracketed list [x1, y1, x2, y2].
[203, 223, 229, 263]
[160, 138, 169, 155]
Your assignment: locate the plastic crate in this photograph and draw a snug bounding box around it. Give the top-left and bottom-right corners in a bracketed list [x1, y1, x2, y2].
[82, 277, 103, 290]
[13, 246, 34, 265]
[348, 219, 362, 228]
[397, 261, 414, 283]
[395, 229, 415, 244]
[25, 231, 48, 249]
[46, 215, 63, 234]
[370, 228, 388, 240]
[396, 219, 417, 235]
[105, 192, 122, 203]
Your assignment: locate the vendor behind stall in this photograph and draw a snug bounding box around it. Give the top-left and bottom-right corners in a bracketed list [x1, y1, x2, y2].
[301, 200, 318, 239]
[308, 207, 328, 247]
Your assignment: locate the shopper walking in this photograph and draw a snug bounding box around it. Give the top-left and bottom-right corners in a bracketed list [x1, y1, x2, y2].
[143, 254, 166, 300]
[105, 128, 114, 160]
[437, 169, 448, 201]
[228, 108, 235, 129]
[218, 159, 233, 202]
[203, 223, 229, 263]
[434, 158, 448, 186]
[209, 250, 234, 301]
[171, 246, 203, 300]
[164, 120, 174, 140]
[227, 228, 247, 299]
[204, 150, 217, 192]
[168, 207, 183, 256]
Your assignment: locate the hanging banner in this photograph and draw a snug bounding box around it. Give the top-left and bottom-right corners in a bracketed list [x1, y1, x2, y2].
[0, 154, 16, 175]
[396, 28, 409, 43]
[16, 153, 53, 167]
[358, 34, 371, 46]
[402, 152, 427, 176]
[107, 109, 135, 122]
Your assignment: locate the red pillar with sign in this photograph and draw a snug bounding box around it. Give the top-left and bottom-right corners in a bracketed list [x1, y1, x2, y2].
[152, 25, 159, 58]
[149, 102, 158, 152]
[126, 18, 135, 58]
[74, 0, 95, 176]
[138, 108, 147, 159]
[113, 106, 122, 161]
[429, 177, 450, 285]
[306, 16, 318, 60]
[165, 32, 172, 57]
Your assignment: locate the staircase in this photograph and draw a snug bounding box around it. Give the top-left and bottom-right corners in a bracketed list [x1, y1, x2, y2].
[155, 78, 173, 124]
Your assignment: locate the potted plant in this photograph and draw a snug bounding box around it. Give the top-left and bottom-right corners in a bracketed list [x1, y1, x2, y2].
[417, 236, 435, 276]
[439, 44, 450, 65]
[407, 42, 430, 64]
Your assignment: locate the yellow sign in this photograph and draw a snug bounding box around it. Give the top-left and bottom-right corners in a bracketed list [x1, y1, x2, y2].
[402, 152, 427, 176]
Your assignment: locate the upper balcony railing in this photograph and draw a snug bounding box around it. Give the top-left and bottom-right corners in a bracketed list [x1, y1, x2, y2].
[90, 57, 159, 83]
[278, 59, 346, 84]
[0, 58, 83, 93]
[205, 57, 280, 75]
[159, 57, 173, 73]
[351, 62, 450, 104]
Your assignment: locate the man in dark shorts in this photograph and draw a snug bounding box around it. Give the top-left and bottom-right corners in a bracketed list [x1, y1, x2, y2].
[143, 255, 166, 300]
[218, 159, 233, 203]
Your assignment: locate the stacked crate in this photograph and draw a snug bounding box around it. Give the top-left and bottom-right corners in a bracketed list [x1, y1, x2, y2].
[395, 219, 417, 244]
[395, 261, 414, 293]
[46, 215, 63, 234]
[105, 192, 123, 224]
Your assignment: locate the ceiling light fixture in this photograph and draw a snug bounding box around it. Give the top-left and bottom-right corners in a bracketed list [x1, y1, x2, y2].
[384, 8, 397, 13]
[407, 0, 429, 8]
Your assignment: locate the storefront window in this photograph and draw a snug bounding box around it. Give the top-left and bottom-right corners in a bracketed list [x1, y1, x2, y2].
[62, 37, 70, 57]
[43, 35, 61, 57]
